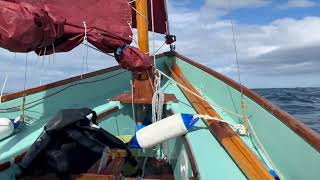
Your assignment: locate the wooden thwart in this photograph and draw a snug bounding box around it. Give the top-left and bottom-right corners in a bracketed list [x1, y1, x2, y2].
[169, 64, 273, 180]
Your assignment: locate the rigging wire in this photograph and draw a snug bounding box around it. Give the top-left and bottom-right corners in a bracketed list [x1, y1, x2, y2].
[157, 69, 243, 118]
[23, 53, 28, 91]
[227, 0, 247, 123]
[0, 75, 8, 103]
[81, 43, 114, 57]
[227, 0, 282, 178]
[150, 0, 156, 68]
[0, 71, 127, 111]
[52, 43, 56, 64]
[159, 68, 283, 178]
[130, 80, 136, 122]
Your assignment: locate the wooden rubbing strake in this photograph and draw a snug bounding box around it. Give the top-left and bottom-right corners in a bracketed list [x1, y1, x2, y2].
[169, 64, 273, 180]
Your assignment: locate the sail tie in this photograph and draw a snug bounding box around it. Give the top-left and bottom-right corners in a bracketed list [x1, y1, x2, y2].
[82, 21, 89, 77]
[114, 44, 130, 58]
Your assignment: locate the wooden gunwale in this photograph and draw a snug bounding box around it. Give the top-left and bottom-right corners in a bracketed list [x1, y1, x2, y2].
[170, 64, 273, 179]
[157, 51, 320, 152]
[0, 66, 122, 103]
[97, 107, 119, 122]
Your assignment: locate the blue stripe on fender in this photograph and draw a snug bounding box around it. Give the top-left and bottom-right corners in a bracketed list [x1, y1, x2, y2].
[181, 113, 199, 130]
[128, 135, 141, 148]
[128, 124, 145, 148]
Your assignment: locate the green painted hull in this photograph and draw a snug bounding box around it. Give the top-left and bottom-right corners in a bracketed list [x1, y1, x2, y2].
[0, 52, 319, 179]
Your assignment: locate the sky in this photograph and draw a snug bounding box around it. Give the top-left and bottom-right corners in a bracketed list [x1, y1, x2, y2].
[1, 0, 320, 92]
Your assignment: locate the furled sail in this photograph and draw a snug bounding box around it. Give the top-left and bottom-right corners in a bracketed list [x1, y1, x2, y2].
[130, 0, 169, 34]
[0, 0, 155, 71]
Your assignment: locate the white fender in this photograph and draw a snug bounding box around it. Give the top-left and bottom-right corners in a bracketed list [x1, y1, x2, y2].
[129, 113, 198, 149]
[0, 118, 14, 141]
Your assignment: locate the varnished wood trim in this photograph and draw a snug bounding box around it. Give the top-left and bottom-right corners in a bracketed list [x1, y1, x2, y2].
[0, 161, 10, 171]
[167, 109, 199, 180]
[182, 136, 199, 180]
[96, 107, 119, 123]
[1, 66, 122, 103]
[170, 64, 273, 180]
[164, 51, 320, 152]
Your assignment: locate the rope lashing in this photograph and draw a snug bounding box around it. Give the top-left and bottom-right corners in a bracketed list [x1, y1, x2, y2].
[82, 21, 89, 73]
[114, 44, 130, 59]
[195, 114, 247, 136]
[152, 71, 164, 123]
[83, 21, 88, 42]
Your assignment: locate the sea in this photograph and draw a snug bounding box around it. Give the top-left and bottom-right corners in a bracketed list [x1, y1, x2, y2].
[254, 87, 320, 134]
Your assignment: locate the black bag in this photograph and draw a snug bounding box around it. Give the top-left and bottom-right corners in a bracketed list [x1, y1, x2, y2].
[16, 108, 137, 179]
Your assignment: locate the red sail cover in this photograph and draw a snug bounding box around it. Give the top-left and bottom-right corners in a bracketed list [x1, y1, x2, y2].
[0, 1, 65, 52]
[0, 0, 152, 71]
[131, 0, 168, 34]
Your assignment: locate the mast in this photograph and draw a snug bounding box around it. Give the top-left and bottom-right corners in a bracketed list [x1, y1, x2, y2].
[132, 0, 153, 104]
[113, 0, 177, 106]
[136, 0, 149, 54]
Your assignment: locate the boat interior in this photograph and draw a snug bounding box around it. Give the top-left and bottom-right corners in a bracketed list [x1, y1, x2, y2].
[0, 52, 320, 180]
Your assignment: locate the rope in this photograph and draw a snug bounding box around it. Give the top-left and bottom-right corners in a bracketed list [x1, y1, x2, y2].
[151, 71, 165, 160]
[152, 42, 166, 56]
[81, 43, 115, 57]
[130, 6, 148, 22]
[128, 0, 136, 4]
[23, 53, 28, 91]
[227, 1, 282, 178]
[157, 69, 243, 118]
[195, 115, 247, 136]
[161, 67, 283, 177]
[130, 80, 136, 122]
[150, 0, 156, 69]
[36, 49, 42, 65]
[151, 71, 164, 123]
[0, 75, 8, 103]
[52, 43, 55, 64]
[83, 21, 89, 73]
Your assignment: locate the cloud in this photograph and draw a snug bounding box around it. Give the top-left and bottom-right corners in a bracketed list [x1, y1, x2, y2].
[1, 0, 320, 90]
[168, 0, 320, 88]
[168, 0, 271, 25]
[0, 45, 116, 92]
[242, 42, 320, 76]
[276, 0, 317, 9]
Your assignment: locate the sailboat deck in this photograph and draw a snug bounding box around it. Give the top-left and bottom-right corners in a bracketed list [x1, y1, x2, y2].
[0, 53, 319, 179]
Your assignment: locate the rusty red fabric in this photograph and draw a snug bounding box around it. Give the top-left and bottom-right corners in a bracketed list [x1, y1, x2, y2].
[131, 0, 168, 34]
[0, 1, 65, 52]
[9, 0, 133, 54]
[115, 46, 152, 72]
[0, 0, 153, 71]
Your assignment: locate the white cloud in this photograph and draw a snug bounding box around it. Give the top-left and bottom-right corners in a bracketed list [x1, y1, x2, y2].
[1, 0, 320, 90]
[168, 0, 320, 88]
[0, 45, 117, 92]
[277, 0, 317, 9]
